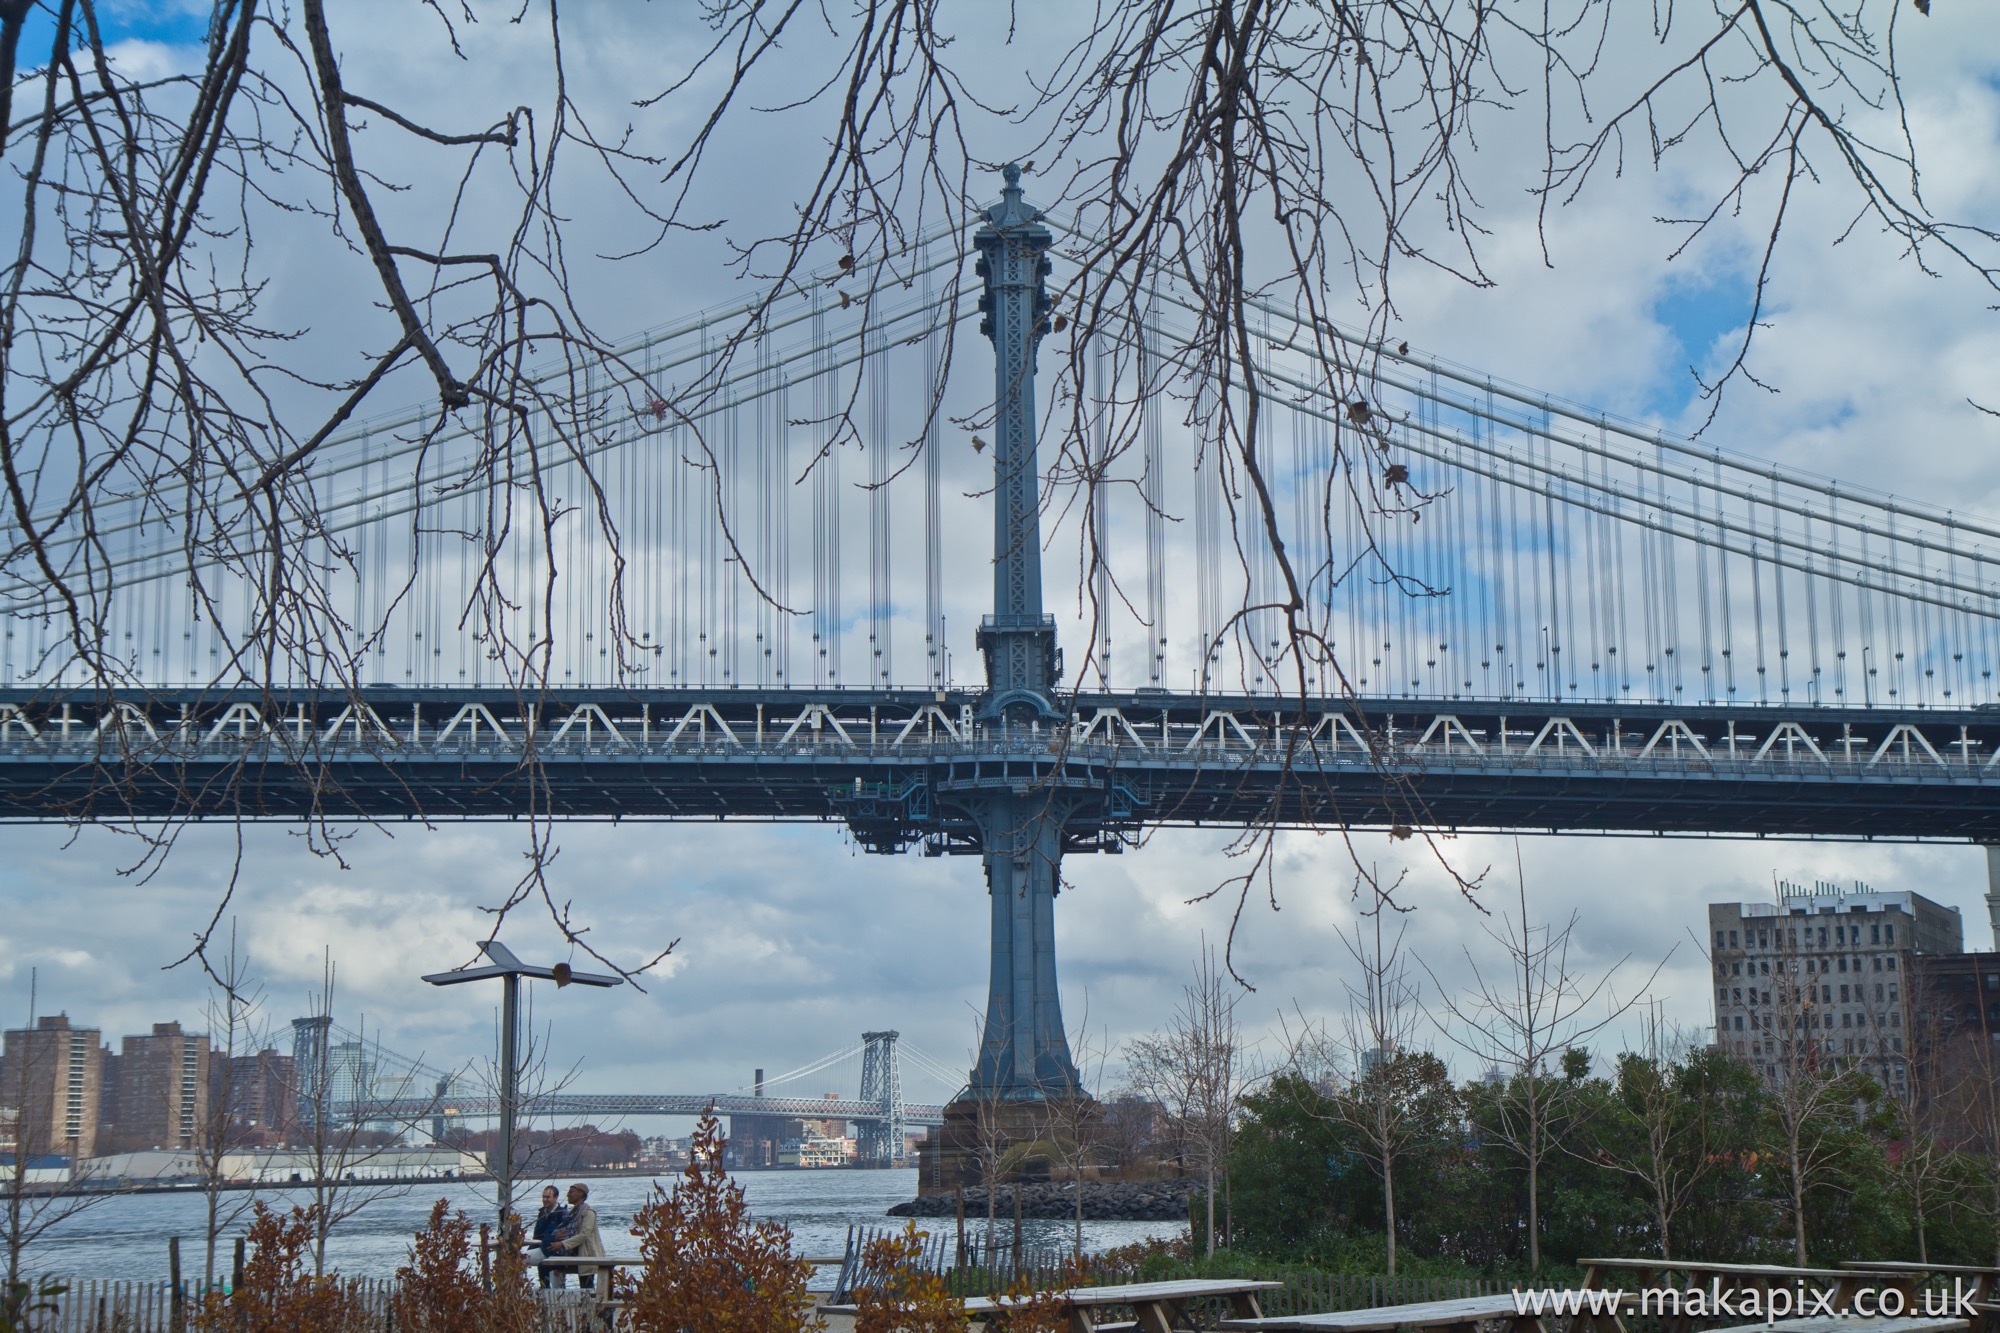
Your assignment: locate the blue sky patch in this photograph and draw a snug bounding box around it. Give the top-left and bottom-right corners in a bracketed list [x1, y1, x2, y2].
[15, 0, 212, 65]
[1648, 268, 1757, 419]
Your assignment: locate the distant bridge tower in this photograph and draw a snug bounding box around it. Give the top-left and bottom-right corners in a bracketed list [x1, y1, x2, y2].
[857, 1029, 905, 1166]
[291, 1014, 332, 1124]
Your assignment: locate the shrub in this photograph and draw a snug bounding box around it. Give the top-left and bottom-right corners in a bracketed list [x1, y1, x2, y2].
[193, 1204, 369, 1333]
[854, 1223, 964, 1333]
[626, 1113, 821, 1333]
[391, 1200, 537, 1333]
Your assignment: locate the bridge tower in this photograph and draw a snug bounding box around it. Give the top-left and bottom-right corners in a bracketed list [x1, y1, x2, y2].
[918, 166, 1091, 1194]
[856, 1029, 905, 1165]
[291, 1014, 332, 1126]
[962, 164, 1080, 1103]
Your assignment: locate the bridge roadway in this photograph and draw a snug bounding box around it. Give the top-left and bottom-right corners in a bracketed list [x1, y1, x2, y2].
[362, 1091, 947, 1126]
[2, 686, 1998, 840]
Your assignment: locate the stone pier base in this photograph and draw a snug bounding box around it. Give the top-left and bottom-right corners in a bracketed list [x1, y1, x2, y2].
[915, 1097, 1105, 1196]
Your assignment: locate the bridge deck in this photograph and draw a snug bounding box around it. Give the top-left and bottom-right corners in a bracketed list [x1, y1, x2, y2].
[368, 1092, 946, 1125]
[3, 688, 1996, 840]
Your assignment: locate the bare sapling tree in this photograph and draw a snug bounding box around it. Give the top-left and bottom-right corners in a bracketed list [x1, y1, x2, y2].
[1881, 964, 1958, 1264]
[1757, 907, 1889, 1267]
[1286, 875, 1452, 1274]
[957, 1005, 1015, 1269]
[195, 925, 267, 1286]
[287, 958, 454, 1276]
[1126, 945, 1254, 1258]
[1424, 847, 1660, 1273]
[1938, 992, 2000, 1267]
[476, 991, 602, 1231]
[1591, 1005, 1727, 1261]
[1040, 995, 1109, 1259]
[0, 972, 107, 1291]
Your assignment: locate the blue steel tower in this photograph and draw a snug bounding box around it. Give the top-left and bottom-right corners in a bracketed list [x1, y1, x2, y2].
[964, 164, 1080, 1101]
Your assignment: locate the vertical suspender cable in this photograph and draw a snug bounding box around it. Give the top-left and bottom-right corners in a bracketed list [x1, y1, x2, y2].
[1195, 380, 1217, 690]
[813, 294, 831, 689]
[777, 368, 793, 686]
[1659, 442, 1683, 701]
[1142, 310, 1165, 687]
[1858, 523, 1877, 705]
[1481, 401, 1503, 698]
[1694, 464, 1716, 704]
[1092, 335, 1112, 687]
[925, 267, 944, 690]
[1504, 407, 1526, 699]
[1829, 491, 1849, 702]
[1747, 490, 1768, 705]
[1541, 408, 1564, 700]
[870, 325, 891, 687]
[1713, 458, 1735, 701]
[1770, 478, 1789, 701]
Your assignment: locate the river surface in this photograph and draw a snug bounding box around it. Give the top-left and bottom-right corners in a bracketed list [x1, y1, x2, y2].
[28, 1171, 1182, 1282]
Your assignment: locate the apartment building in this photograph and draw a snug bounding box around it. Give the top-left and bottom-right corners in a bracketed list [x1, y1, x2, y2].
[222, 1048, 299, 1142]
[101, 1022, 211, 1154]
[1709, 880, 1963, 1093]
[0, 1015, 105, 1158]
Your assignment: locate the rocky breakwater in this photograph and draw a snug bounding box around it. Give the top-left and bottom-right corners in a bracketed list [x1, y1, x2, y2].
[888, 1179, 1193, 1222]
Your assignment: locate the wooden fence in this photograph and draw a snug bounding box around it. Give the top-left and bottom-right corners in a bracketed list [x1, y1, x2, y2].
[831, 1221, 1080, 1300]
[826, 1223, 1509, 1314]
[32, 1261, 1507, 1331]
[32, 1280, 613, 1333]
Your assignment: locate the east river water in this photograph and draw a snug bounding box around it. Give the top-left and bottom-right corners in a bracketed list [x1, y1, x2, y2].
[27, 1171, 1182, 1282]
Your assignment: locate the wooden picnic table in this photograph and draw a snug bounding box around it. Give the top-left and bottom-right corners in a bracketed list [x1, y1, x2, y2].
[1840, 1267, 2000, 1333]
[1582, 1258, 1907, 1287]
[1846, 1264, 2000, 1292]
[1705, 1318, 1964, 1333]
[1219, 1291, 1549, 1333]
[827, 1277, 1282, 1333]
[1576, 1258, 1926, 1333]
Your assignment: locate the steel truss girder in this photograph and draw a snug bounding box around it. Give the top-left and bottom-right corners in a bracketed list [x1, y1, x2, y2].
[3, 688, 2000, 839]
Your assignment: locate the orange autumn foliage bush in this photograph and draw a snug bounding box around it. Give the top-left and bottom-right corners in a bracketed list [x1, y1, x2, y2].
[193, 1204, 369, 1333]
[626, 1113, 821, 1333]
[392, 1199, 536, 1333]
[853, 1223, 964, 1333]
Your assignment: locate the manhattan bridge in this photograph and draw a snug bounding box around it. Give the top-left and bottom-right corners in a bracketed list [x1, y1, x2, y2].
[4, 168, 2000, 1115]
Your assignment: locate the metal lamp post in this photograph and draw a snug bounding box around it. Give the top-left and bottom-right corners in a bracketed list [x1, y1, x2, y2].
[423, 940, 621, 1231]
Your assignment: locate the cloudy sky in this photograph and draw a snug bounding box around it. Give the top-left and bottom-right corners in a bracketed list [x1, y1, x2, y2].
[4, 1, 1999, 1123]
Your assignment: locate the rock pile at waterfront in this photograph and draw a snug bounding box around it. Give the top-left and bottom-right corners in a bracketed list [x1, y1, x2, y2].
[888, 1179, 1193, 1222]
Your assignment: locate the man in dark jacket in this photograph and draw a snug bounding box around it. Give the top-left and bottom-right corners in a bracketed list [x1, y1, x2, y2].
[530, 1184, 570, 1288]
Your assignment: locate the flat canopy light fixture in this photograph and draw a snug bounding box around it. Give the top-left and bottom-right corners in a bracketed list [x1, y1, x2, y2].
[422, 939, 622, 1231]
[422, 939, 623, 989]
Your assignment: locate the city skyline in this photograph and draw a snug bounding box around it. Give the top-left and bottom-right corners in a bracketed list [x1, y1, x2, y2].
[5, 821, 1991, 1123]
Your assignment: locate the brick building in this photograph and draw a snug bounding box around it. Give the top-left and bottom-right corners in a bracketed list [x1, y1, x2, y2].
[101, 1022, 211, 1154]
[1709, 880, 1963, 1094]
[0, 1015, 104, 1159]
[222, 1048, 299, 1143]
